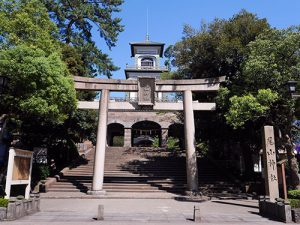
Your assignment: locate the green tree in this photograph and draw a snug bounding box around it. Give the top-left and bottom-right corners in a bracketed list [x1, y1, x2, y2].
[0, 45, 76, 124]
[0, 0, 59, 54]
[43, 0, 124, 77]
[238, 28, 300, 188]
[0, 0, 76, 124]
[0, 0, 77, 157]
[41, 0, 125, 145]
[168, 10, 270, 178]
[225, 89, 279, 129]
[171, 10, 269, 80]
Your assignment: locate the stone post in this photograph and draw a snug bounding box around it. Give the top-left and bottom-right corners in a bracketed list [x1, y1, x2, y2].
[262, 126, 279, 202]
[184, 90, 199, 192]
[88, 89, 109, 195]
[124, 128, 132, 148]
[161, 128, 168, 148]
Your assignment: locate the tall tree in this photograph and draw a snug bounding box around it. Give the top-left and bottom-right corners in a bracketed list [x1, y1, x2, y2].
[171, 10, 269, 81]
[0, 45, 77, 124]
[171, 10, 300, 187]
[0, 0, 59, 53]
[43, 0, 124, 77]
[0, 0, 76, 122]
[41, 0, 125, 146]
[233, 28, 300, 188]
[168, 11, 271, 178]
[0, 0, 77, 150]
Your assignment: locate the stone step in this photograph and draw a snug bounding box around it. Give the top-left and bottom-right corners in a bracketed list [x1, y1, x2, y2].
[50, 185, 163, 191]
[55, 182, 185, 188]
[47, 147, 241, 195]
[102, 189, 173, 193]
[47, 188, 82, 192]
[57, 178, 228, 185]
[48, 184, 237, 193]
[62, 175, 187, 179]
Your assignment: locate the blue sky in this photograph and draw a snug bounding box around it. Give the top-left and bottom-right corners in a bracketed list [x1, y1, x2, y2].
[94, 0, 300, 81]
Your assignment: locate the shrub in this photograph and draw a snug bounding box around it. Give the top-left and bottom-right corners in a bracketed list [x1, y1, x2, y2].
[113, 136, 124, 147]
[0, 198, 9, 208]
[288, 190, 300, 199]
[196, 141, 209, 157]
[152, 136, 160, 148]
[39, 165, 50, 180]
[290, 199, 300, 208]
[167, 137, 179, 150]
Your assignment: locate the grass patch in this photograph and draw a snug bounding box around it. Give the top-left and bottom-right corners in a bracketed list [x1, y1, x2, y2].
[0, 198, 9, 208]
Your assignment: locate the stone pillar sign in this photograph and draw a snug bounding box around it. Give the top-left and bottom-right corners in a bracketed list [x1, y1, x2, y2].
[262, 126, 279, 202]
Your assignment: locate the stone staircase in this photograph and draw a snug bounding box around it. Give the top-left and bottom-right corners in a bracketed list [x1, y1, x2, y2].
[47, 147, 243, 198]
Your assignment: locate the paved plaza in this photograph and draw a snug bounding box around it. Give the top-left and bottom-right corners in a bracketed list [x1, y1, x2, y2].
[2, 198, 283, 225]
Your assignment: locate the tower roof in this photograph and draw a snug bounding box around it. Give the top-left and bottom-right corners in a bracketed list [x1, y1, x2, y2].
[129, 41, 165, 57]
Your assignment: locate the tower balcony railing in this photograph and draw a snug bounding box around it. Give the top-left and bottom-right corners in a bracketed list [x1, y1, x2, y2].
[125, 65, 168, 71]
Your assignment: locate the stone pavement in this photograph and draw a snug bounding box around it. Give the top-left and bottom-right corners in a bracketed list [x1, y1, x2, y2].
[3, 198, 283, 225]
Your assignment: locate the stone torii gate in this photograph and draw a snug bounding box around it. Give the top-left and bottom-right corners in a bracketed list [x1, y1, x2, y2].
[74, 75, 225, 195]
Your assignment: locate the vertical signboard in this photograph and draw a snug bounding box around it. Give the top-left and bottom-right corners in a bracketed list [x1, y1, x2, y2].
[5, 148, 33, 199]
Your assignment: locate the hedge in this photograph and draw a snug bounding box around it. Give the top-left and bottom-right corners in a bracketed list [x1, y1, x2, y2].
[0, 198, 9, 208]
[288, 190, 300, 199]
[290, 199, 300, 208]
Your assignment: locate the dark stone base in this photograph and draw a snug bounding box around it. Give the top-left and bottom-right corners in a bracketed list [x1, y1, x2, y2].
[175, 191, 209, 202]
[259, 197, 292, 223]
[87, 190, 106, 196]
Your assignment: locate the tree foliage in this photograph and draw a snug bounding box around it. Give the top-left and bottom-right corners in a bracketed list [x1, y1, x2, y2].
[0, 0, 76, 124]
[243, 28, 300, 92]
[170, 10, 269, 80]
[43, 0, 124, 77]
[168, 10, 300, 183]
[0, 45, 76, 124]
[0, 0, 59, 53]
[225, 89, 278, 129]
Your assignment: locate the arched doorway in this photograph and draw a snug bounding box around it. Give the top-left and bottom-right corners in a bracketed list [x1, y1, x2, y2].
[107, 123, 124, 147]
[131, 121, 161, 147]
[168, 123, 184, 149]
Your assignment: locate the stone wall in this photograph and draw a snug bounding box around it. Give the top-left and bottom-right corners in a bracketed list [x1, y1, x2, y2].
[0, 197, 40, 221]
[108, 111, 181, 129]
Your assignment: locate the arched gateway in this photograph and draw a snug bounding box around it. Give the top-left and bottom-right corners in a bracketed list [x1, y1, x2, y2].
[74, 39, 225, 195]
[132, 121, 161, 147]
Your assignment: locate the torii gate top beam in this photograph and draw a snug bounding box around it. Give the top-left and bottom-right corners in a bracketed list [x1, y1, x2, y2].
[73, 76, 225, 92]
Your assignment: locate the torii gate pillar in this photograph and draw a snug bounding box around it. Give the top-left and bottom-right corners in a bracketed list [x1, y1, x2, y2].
[184, 90, 199, 192]
[87, 89, 109, 195]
